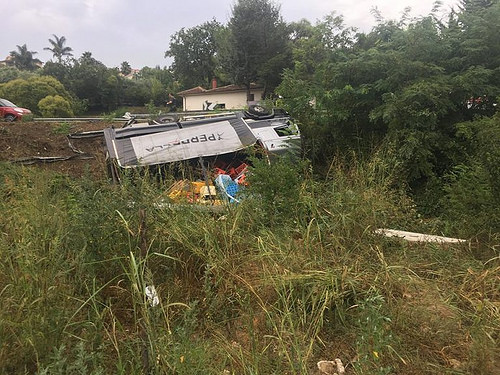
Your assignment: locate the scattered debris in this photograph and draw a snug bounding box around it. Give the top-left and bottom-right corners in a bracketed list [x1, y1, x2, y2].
[104, 107, 300, 205]
[166, 180, 223, 205]
[67, 130, 105, 139]
[145, 285, 159, 307]
[375, 229, 467, 244]
[317, 359, 346, 375]
[12, 154, 94, 165]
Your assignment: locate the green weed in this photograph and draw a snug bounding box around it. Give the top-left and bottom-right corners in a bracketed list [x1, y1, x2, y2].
[52, 122, 73, 135]
[0, 154, 497, 374]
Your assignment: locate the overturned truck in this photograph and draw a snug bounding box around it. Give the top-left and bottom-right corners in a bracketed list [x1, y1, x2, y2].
[104, 107, 301, 203]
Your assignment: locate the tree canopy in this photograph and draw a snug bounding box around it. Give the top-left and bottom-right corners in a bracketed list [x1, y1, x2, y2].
[8, 44, 42, 71]
[276, 0, 500, 219]
[166, 20, 221, 89]
[0, 75, 73, 115]
[218, 0, 292, 98]
[44, 34, 73, 63]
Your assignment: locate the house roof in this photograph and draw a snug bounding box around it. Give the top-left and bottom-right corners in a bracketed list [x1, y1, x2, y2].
[177, 86, 206, 96]
[120, 68, 140, 80]
[178, 83, 263, 97]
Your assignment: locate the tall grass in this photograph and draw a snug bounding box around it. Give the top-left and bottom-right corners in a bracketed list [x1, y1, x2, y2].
[0, 156, 498, 374]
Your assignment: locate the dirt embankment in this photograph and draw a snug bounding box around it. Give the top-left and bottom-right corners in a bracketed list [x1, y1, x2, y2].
[0, 121, 114, 179]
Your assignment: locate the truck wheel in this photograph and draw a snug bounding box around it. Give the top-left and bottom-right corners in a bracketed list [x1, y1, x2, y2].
[244, 105, 273, 119]
[157, 114, 179, 123]
[247, 104, 271, 116]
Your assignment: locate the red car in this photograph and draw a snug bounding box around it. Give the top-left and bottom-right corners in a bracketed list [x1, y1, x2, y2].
[0, 98, 32, 121]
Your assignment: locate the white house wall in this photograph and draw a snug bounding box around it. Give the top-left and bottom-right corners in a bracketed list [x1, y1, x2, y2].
[183, 90, 263, 111]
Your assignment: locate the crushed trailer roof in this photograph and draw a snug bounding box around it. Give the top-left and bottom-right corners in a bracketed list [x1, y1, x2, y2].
[104, 114, 257, 168]
[104, 109, 300, 168]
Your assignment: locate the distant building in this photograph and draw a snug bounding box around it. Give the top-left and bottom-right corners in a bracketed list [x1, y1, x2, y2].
[0, 55, 43, 69]
[0, 55, 14, 67]
[177, 79, 264, 111]
[120, 68, 140, 80]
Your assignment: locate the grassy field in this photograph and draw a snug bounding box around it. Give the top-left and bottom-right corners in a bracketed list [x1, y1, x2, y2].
[0, 156, 498, 374]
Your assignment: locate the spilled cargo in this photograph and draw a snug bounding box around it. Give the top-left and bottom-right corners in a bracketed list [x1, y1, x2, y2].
[103, 106, 301, 205]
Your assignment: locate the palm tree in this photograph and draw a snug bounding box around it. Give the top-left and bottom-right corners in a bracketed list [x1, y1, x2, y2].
[9, 44, 42, 71]
[44, 34, 73, 63]
[81, 51, 93, 61]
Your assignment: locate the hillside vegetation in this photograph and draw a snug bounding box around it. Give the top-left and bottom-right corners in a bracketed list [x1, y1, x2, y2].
[0, 156, 498, 374]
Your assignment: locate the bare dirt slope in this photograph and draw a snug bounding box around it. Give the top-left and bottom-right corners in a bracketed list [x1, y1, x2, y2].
[0, 121, 113, 179]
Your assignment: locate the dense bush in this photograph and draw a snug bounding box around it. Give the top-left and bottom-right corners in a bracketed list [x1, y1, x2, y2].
[38, 95, 74, 117]
[0, 75, 74, 116]
[277, 1, 500, 221]
[0, 66, 36, 83]
[441, 112, 500, 236]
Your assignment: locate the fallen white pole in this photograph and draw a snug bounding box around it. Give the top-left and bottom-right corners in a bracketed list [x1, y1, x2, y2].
[375, 229, 467, 244]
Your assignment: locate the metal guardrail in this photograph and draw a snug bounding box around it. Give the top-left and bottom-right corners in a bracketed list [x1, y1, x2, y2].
[32, 117, 137, 122]
[32, 117, 127, 122]
[31, 111, 235, 123]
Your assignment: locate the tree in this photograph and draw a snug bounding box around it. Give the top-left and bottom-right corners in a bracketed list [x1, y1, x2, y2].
[277, 13, 360, 161]
[0, 66, 35, 83]
[67, 52, 110, 109]
[166, 20, 221, 89]
[44, 34, 73, 63]
[8, 44, 42, 71]
[277, 1, 500, 217]
[42, 60, 71, 86]
[138, 66, 175, 87]
[120, 61, 132, 76]
[219, 0, 291, 99]
[455, 0, 500, 69]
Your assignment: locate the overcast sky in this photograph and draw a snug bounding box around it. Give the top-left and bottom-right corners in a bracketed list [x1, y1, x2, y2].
[2, 0, 459, 69]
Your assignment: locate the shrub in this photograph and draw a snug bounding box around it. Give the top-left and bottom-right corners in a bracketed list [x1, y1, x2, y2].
[38, 95, 74, 118]
[244, 155, 308, 227]
[441, 113, 500, 237]
[0, 75, 72, 115]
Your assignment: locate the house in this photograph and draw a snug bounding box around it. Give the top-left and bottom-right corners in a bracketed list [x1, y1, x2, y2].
[0, 55, 14, 67]
[177, 79, 264, 111]
[120, 68, 140, 80]
[0, 55, 44, 69]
